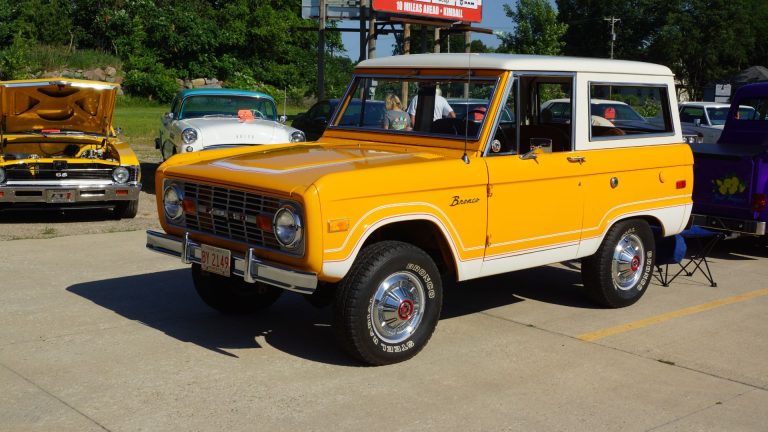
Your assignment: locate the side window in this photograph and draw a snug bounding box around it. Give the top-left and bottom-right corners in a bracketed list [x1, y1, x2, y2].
[590, 83, 673, 139]
[171, 97, 181, 118]
[516, 76, 573, 153]
[680, 106, 705, 124]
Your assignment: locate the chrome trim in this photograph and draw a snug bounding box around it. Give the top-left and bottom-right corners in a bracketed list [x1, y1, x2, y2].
[691, 214, 766, 236]
[0, 182, 141, 203]
[146, 230, 318, 294]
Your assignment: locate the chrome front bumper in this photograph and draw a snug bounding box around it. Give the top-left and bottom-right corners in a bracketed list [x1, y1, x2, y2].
[691, 214, 767, 236]
[0, 181, 141, 203]
[146, 230, 318, 295]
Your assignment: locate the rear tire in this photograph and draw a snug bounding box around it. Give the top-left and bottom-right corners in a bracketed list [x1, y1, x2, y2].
[582, 219, 655, 308]
[334, 241, 443, 365]
[191, 264, 282, 314]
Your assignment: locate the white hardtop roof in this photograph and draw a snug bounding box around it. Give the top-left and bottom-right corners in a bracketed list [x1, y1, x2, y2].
[358, 53, 673, 76]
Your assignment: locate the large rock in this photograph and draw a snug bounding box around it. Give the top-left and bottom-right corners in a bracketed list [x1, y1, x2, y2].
[191, 78, 206, 88]
[85, 68, 107, 81]
[105, 66, 117, 77]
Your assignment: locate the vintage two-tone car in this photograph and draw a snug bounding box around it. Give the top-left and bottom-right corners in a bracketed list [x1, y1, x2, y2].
[147, 54, 693, 365]
[156, 88, 305, 160]
[0, 78, 141, 218]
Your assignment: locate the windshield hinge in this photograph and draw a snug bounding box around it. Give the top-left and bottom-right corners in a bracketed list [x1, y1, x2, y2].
[487, 184, 493, 197]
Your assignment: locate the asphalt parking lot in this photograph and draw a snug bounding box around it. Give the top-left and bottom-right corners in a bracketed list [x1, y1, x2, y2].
[1, 230, 766, 431]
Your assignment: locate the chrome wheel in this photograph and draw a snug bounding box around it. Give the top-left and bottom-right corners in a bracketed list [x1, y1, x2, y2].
[611, 232, 645, 291]
[371, 271, 425, 344]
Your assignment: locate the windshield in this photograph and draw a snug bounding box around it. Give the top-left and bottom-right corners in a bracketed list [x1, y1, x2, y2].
[180, 95, 277, 121]
[333, 75, 498, 140]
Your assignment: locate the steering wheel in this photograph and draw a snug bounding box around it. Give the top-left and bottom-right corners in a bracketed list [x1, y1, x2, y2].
[251, 110, 266, 119]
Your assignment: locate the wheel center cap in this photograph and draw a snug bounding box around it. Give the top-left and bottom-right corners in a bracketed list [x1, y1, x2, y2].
[630, 256, 641, 272]
[397, 299, 414, 320]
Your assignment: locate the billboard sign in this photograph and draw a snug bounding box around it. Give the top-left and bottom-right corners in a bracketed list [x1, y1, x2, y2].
[372, 0, 483, 23]
[302, 0, 362, 20]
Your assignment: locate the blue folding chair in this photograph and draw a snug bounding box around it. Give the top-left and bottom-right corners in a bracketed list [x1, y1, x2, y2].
[654, 226, 724, 287]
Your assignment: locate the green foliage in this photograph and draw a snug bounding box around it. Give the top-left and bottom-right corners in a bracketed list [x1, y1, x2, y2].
[498, 0, 567, 55]
[0, 33, 33, 80]
[122, 54, 178, 103]
[23, 45, 122, 72]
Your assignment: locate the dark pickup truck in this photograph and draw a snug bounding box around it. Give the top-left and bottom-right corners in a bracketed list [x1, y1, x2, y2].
[691, 83, 768, 235]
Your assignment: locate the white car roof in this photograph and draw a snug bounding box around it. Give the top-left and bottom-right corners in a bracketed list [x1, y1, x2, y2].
[358, 53, 673, 76]
[544, 98, 629, 106]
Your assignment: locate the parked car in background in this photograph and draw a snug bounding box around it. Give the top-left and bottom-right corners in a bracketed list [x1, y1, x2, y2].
[679, 101, 755, 143]
[542, 98, 703, 144]
[292, 99, 386, 140]
[0, 78, 141, 218]
[156, 88, 305, 160]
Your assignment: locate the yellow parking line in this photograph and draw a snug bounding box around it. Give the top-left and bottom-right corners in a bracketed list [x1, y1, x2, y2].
[578, 288, 768, 342]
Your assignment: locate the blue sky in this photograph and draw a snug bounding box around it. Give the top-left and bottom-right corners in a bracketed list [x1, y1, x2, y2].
[339, 1, 554, 58]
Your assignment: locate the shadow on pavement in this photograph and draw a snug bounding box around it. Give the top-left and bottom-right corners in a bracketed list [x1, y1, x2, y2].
[67, 264, 596, 364]
[708, 235, 768, 260]
[0, 206, 115, 222]
[67, 269, 356, 366]
[443, 264, 597, 318]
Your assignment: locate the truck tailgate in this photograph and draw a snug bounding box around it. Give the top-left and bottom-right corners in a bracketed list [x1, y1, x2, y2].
[692, 143, 764, 220]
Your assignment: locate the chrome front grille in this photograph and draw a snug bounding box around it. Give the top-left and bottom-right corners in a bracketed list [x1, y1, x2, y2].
[183, 182, 283, 249]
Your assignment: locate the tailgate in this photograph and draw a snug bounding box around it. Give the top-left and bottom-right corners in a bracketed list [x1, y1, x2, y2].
[692, 149, 758, 220]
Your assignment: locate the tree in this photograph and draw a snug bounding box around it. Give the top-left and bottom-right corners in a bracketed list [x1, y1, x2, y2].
[497, 0, 567, 55]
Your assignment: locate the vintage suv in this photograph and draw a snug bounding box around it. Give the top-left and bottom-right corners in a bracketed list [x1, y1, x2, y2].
[146, 54, 693, 365]
[0, 78, 141, 218]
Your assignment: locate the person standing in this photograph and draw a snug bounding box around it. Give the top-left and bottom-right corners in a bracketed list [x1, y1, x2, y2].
[407, 87, 456, 124]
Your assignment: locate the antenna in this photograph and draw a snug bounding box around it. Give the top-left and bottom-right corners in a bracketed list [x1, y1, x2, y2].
[462, 53, 471, 164]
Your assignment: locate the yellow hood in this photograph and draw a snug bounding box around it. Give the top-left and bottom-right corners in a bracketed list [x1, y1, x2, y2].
[0, 78, 118, 136]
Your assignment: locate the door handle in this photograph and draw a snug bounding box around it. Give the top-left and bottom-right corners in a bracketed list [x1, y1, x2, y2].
[567, 156, 586, 163]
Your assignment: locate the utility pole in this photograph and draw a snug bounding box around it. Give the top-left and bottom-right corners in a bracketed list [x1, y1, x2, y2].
[604, 16, 620, 59]
[317, 0, 326, 100]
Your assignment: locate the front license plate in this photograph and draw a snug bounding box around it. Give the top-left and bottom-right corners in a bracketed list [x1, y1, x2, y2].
[46, 190, 75, 203]
[200, 244, 231, 277]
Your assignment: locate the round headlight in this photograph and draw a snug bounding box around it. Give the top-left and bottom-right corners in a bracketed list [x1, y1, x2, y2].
[163, 183, 184, 222]
[273, 207, 302, 248]
[0, 167, 5, 183]
[182, 128, 198, 144]
[290, 130, 306, 143]
[113, 166, 130, 184]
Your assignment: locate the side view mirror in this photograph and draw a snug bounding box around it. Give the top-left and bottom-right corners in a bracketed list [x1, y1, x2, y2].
[279, 115, 288, 124]
[693, 118, 701, 127]
[163, 112, 174, 124]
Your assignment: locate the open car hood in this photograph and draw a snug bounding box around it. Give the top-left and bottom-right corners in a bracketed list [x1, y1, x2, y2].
[0, 79, 118, 136]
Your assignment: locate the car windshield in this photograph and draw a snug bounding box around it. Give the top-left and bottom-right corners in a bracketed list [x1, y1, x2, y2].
[706, 107, 729, 125]
[332, 75, 498, 140]
[181, 95, 277, 121]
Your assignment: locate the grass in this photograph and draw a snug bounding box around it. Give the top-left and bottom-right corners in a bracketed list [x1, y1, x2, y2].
[113, 98, 311, 164]
[25, 45, 122, 73]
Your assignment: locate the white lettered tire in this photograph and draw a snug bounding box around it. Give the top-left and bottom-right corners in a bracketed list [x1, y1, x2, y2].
[581, 219, 655, 308]
[334, 241, 443, 365]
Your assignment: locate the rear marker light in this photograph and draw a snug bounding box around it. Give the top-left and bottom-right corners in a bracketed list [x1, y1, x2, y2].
[676, 180, 686, 189]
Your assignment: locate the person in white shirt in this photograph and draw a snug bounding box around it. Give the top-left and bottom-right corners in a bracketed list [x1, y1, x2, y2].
[407, 88, 456, 124]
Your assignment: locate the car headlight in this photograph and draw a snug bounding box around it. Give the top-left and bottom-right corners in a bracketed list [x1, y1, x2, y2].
[163, 182, 184, 222]
[273, 206, 302, 248]
[0, 167, 5, 183]
[683, 135, 696, 145]
[290, 130, 306, 143]
[112, 166, 130, 184]
[182, 128, 198, 144]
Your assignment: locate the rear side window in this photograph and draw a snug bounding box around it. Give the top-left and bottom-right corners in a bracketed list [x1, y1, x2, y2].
[589, 84, 673, 139]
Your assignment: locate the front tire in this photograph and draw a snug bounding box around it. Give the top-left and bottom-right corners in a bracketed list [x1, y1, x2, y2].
[191, 264, 282, 314]
[334, 241, 443, 365]
[582, 219, 655, 308]
[113, 200, 138, 219]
